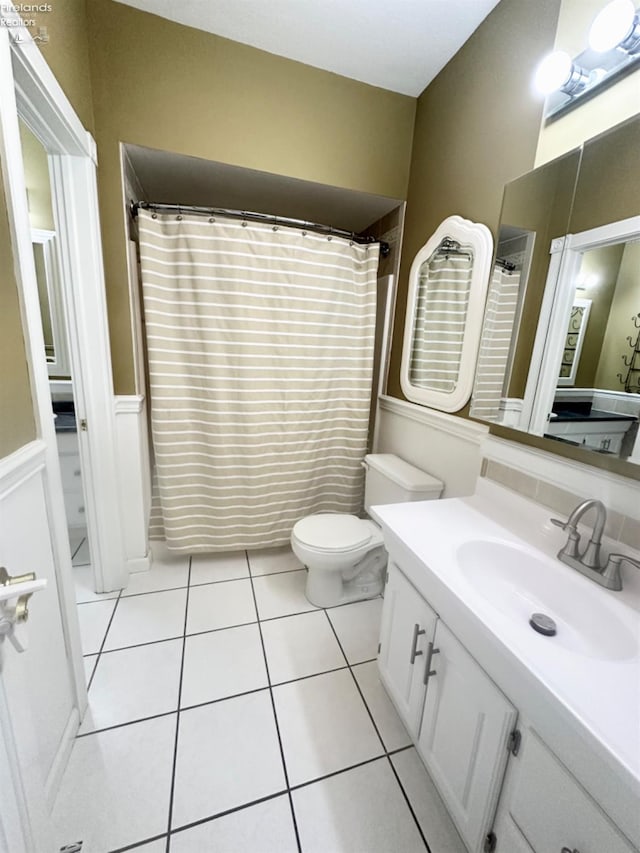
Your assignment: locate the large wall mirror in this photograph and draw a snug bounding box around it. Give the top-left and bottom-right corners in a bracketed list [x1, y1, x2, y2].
[471, 115, 640, 472]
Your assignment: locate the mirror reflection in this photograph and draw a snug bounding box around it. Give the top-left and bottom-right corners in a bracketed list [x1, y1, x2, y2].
[409, 238, 474, 393]
[471, 115, 640, 471]
[19, 118, 70, 378]
[548, 239, 640, 461]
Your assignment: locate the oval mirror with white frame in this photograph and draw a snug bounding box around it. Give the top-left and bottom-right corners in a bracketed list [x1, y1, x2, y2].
[401, 215, 493, 412]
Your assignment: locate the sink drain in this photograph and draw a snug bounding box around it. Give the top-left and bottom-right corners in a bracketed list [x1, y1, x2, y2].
[529, 613, 557, 636]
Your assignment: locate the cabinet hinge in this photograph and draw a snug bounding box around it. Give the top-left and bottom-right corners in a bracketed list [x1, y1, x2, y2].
[384, 569, 389, 585]
[79, 418, 88, 432]
[483, 831, 497, 853]
[507, 728, 522, 756]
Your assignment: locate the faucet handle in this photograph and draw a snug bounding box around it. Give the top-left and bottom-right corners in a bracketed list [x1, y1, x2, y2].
[599, 553, 637, 592]
[550, 517, 581, 558]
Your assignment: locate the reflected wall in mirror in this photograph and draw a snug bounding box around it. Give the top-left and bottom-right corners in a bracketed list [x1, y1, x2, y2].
[471, 115, 640, 472]
[19, 117, 71, 379]
[401, 215, 493, 412]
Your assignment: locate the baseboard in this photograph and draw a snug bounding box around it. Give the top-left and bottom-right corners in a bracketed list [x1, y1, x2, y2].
[127, 553, 151, 574]
[44, 707, 79, 807]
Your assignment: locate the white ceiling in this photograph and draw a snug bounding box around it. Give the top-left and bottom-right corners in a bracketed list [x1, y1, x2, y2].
[114, 0, 502, 97]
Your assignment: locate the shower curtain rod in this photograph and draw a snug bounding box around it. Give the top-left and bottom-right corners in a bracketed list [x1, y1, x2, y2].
[130, 201, 390, 257]
[495, 256, 517, 272]
[435, 236, 472, 259]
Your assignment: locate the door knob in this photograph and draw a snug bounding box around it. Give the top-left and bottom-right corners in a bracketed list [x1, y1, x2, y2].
[0, 567, 47, 652]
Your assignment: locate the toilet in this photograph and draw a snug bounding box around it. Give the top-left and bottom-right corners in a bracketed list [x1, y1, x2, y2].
[291, 453, 443, 607]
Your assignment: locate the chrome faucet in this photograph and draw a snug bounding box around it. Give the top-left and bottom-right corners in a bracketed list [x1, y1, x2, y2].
[551, 499, 639, 591]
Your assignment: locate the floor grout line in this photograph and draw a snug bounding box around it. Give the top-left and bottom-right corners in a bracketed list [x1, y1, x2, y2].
[76, 658, 383, 739]
[85, 589, 124, 692]
[73, 551, 429, 851]
[246, 549, 303, 853]
[323, 608, 431, 852]
[165, 554, 192, 852]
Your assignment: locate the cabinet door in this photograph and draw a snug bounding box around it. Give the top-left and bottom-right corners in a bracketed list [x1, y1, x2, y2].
[417, 621, 517, 853]
[509, 730, 636, 853]
[494, 817, 535, 853]
[378, 562, 437, 736]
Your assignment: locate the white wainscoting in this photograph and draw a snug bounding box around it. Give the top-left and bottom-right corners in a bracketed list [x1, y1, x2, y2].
[374, 395, 489, 497]
[114, 396, 151, 574]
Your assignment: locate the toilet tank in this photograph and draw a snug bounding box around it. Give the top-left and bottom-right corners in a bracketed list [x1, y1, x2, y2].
[363, 454, 443, 511]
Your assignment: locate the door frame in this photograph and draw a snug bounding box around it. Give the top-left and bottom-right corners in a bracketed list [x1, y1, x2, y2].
[521, 215, 640, 435]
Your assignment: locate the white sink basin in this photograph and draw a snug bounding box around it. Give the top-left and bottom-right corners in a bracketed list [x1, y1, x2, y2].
[456, 539, 638, 661]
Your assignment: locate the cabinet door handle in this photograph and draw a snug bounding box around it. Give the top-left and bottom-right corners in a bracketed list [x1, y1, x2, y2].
[423, 640, 440, 685]
[560, 848, 580, 853]
[409, 623, 426, 663]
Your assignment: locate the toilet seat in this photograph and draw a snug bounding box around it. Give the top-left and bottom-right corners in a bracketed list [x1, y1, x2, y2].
[292, 513, 380, 555]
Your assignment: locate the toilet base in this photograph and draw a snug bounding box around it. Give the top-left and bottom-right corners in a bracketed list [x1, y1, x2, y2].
[304, 547, 386, 608]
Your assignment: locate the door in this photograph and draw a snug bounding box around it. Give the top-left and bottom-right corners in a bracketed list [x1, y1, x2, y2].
[0, 448, 78, 852]
[378, 562, 437, 735]
[417, 621, 517, 853]
[0, 22, 88, 851]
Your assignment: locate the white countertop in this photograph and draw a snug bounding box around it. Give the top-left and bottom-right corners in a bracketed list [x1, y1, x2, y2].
[371, 479, 640, 845]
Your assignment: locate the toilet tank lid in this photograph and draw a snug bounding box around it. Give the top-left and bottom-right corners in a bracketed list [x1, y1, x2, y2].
[364, 454, 443, 495]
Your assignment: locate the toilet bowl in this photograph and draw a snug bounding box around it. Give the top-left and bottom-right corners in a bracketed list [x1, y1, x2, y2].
[291, 454, 443, 608]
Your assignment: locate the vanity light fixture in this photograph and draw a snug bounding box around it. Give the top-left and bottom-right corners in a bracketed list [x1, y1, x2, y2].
[589, 0, 640, 53]
[534, 51, 590, 95]
[536, 0, 640, 119]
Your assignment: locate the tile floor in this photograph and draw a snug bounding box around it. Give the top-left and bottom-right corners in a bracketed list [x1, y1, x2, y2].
[56, 543, 466, 853]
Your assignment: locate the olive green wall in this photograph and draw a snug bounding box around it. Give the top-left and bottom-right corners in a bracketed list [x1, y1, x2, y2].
[595, 242, 640, 392]
[0, 162, 37, 459]
[387, 0, 562, 400]
[574, 244, 623, 389]
[85, 0, 417, 394]
[19, 121, 55, 231]
[37, 0, 95, 133]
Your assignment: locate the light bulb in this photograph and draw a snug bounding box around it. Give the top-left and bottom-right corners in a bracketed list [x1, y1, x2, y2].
[534, 51, 573, 94]
[589, 0, 636, 52]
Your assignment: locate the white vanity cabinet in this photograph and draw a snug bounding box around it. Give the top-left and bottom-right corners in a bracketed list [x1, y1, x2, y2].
[379, 561, 517, 853]
[378, 562, 437, 735]
[493, 727, 637, 853]
[56, 430, 85, 527]
[418, 620, 517, 853]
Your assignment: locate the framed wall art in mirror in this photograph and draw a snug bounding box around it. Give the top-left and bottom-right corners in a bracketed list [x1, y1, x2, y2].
[401, 215, 493, 413]
[557, 297, 591, 387]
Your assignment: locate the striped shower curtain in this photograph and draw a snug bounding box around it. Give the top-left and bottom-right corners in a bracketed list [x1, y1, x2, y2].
[469, 264, 521, 421]
[138, 210, 379, 552]
[409, 251, 473, 392]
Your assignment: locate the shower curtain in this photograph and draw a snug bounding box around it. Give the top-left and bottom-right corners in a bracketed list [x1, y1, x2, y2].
[138, 210, 379, 552]
[469, 264, 521, 421]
